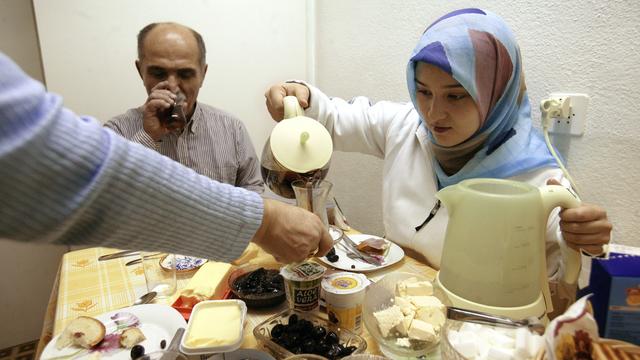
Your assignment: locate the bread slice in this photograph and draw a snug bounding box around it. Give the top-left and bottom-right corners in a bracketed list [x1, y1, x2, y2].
[120, 327, 146, 348]
[356, 237, 390, 256]
[55, 316, 106, 350]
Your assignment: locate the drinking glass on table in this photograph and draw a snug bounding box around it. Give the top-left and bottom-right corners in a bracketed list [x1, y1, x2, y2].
[142, 252, 176, 298]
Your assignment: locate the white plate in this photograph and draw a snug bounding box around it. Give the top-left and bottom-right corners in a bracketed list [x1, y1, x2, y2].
[317, 234, 404, 272]
[41, 304, 186, 360]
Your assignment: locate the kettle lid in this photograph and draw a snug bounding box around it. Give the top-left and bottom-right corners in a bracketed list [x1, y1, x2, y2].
[270, 117, 333, 173]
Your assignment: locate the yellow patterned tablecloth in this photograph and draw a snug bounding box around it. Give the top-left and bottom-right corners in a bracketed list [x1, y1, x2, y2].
[36, 241, 437, 358]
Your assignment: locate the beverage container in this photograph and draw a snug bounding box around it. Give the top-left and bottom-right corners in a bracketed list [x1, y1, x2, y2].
[142, 252, 177, 298]
[261, 96, 332, 199]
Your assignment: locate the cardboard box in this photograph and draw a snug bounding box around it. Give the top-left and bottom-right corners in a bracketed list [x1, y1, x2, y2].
[587, 248, 640, 345]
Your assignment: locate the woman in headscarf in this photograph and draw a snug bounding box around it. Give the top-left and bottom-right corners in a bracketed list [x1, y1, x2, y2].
[264, 9, 611, 278]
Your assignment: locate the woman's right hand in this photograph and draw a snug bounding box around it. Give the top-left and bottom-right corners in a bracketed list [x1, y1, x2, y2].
[264, 82, 310, 121]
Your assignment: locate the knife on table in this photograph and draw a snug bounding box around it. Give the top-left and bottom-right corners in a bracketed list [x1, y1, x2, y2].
[98, 250, 139, 261]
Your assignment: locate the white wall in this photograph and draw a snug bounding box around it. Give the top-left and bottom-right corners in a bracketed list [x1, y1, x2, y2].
[0, 0, 68, 347]
[315, 0, 640, 250]
[33, 0, 311, 155]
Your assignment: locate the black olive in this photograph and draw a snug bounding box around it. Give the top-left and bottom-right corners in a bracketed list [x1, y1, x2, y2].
[325, 331, 339, 345]
[160, 339, 166, 349]
[341, 345, 357, 356]
[312, 325, 327, 339]
[326, 348, 339, 360]
[350, 264, 356, 269]
[278, 333, 291, 348]
[327, 254, 340, 262]
[271, 323, 286, 338]
[298, 319, 314, 333]
[288, 313, 299, 325]
[130, 344, 145, 359]
[327, 247, 336, 256]
[302, 339, 316, 353]
[317, 342, 331, 356]
[289, 333, 301, 347]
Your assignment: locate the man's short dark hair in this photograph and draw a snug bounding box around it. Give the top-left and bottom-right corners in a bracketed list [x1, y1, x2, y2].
[137, 22, 207, 66]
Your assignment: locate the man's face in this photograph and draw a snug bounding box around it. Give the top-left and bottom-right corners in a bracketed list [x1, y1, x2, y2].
[136, 25, 207, 119]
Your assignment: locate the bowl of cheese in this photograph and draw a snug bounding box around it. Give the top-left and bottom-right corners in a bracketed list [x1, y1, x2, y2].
[362, 272, 449, 358]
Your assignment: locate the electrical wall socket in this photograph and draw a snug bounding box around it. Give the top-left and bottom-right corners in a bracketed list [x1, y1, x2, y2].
[548, 93, 589, 136]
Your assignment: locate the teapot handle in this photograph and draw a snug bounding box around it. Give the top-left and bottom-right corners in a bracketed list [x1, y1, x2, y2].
[539, 185, 581, 284]
[283, 96, 305, 119]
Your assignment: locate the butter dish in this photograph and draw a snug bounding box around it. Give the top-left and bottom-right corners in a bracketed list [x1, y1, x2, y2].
[179, 299, 247, 355]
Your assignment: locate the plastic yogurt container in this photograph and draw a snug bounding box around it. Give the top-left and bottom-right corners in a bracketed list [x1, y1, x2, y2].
[321, 272, 370, 333]
[280, 262, 326, 311]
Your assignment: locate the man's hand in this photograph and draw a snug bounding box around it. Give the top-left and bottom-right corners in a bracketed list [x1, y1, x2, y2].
[547, 179, 612, 255]
[142, 81, 185, 141]
[252, 198, 333, 263]
[264, 82, 310, 121]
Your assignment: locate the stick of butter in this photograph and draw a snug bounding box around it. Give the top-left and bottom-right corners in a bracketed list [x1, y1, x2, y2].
[180, 262, 233, 301]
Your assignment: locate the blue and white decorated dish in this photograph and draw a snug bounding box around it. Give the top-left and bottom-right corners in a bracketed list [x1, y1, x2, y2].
[160, 255, 208, 273]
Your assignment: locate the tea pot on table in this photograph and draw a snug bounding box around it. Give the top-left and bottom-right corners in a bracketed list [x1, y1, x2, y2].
[435, 178, 581, 321]
[260, 96, 333, 199]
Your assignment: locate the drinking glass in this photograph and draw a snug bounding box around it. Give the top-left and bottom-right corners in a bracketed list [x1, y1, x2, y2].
[142, 252, 176, 299]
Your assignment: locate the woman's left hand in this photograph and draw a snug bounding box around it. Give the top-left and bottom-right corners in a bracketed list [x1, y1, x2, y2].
[547, 179, 613, 255]
[558, 203, 612, 255]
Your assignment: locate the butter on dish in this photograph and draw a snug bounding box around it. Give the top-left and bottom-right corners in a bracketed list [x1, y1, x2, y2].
[181, 300, 247, 354]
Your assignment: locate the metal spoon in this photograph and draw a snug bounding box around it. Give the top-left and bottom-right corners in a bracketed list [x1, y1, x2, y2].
[133, 291, 157, 306]
[446, 306, 546, 335]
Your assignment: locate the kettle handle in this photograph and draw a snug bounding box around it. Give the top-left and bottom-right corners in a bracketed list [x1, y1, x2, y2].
[539, 185, 582, 284]
[283, 96, 305, 119]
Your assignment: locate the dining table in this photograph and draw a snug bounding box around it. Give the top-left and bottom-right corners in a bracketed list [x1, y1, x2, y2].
[35, 231, 438, 359]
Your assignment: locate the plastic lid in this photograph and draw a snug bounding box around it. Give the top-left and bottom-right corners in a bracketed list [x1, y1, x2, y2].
[321, 272, 369, 295]
[280, 261, 326, 282]
[269, 97, 332, 173]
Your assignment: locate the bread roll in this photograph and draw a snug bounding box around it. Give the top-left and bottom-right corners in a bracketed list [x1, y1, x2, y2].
[55, 316, 106, 350]
[120, 327, 146, 348]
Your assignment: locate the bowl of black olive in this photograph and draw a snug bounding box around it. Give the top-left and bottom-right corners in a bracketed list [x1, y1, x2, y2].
[229, 264, 286, 308]
[253, 308, 367, 360]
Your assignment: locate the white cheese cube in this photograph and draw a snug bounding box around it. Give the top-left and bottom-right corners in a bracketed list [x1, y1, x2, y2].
[415, 306, 446, 330]
[408, 295, 444, 311]
[394, 296, 416, 315]
[373, 305, 404, 337]
[407, 319, 437, 342]
[395, 312, 415, 336]
[396, 277, 419, 296]
[395, 337, 411, 348]
[404, 281, 434, 296]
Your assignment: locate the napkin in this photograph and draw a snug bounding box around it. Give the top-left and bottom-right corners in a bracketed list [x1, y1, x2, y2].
[544, 294, 600, 360]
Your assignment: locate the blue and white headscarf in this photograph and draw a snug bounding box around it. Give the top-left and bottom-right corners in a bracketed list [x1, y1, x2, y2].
[407, 8, 557, 188]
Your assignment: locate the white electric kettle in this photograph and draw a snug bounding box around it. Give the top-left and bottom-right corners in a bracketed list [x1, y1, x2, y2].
[435, 178, 581, 321]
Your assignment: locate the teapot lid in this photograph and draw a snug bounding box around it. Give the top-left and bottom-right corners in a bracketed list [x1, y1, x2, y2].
[270, 116, 332, 173]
